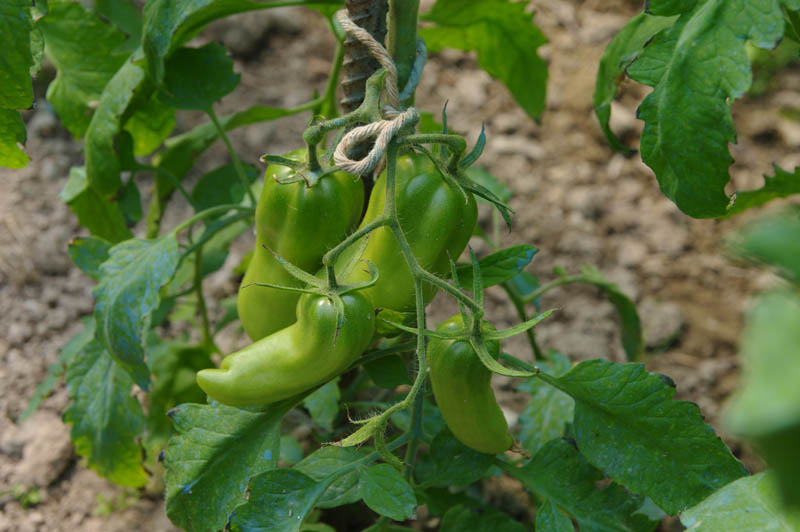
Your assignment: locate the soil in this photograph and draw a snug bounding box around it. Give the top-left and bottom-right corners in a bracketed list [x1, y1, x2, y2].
[2, 1, 799, 531]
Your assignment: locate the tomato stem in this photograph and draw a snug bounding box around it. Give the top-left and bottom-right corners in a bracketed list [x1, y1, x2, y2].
[207, 108, 257, 207]
[322, 217, 390, 267]
[320, 21, 345, 118]
[193, 246, 218, 352]
[387, 0, 420, 96]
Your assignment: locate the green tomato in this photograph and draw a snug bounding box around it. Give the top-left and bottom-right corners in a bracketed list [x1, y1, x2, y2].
[428, 315, 513, 454]
[238, 149, 364, 341]
[334, 153, 477, 311]
[198, 292, 375, 407]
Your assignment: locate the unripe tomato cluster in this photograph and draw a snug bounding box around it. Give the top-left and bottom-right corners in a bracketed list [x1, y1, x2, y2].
[196, 151, 511, 453]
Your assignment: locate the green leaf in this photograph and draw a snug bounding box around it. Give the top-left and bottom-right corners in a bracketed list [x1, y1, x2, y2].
[500, 439, 658, 532]
[454, 245, 537, 288]
[421, 0, 548, 120]
[724, 290, 800, 507]
[143, 0, 338, 84]
[118, 177, 142, 224]
[593, 12, 676, 152]
[576, 265, 643, 362]
[93, 236, 180, 390]
[158, 42, 239, 110]
[786, 8, 800, 41]
[422, 487, 481, 517]
[547, 359, 748, 515]
[731, 210, 800, 283]
[294, 446, 366, 509]
[516, 352, 574, 455]
[416, 430, 494, 488]
[85, 57, 148, 197]
[191, 163, 258, 214]
[64, 337, 147, 487]
[39, 2, 130, 138]
[300, 525, 336, 532]
[145, 339, 213, 448]
[229, 469, 328, 532]
[122, 89, 175, 156]
[67, 236, 112, 280]
[439, 505, 528, 532]
[60, 166, 133, 243]
[727, 165, 800, 217]
[303, 378, 340, 432]
[163, 398, 297, 532]
[360, 464, 416, 521]
[509, 270, 540, 304]
[680, 472, 800, 531]
[94, 0, 143, 53]
[627, 0, 786, 218]
[536, 500, 575, 532]
[465, 166, 513, 203]
[214, 294, 239, 333]
[0, 0, 35, 108]
[0, 109, 30, 169]
[19, 317, 95, 423]
[364, 354, 411, 388]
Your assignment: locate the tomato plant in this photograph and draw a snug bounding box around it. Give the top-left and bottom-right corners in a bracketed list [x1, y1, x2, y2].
[3, 0, 800, 531]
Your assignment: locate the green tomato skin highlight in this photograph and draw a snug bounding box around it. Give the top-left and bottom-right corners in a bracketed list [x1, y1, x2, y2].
[237, 149, 364, 341]
[428, 315, 513, 454]
[333, 153, 478, 311]
[198, 292, 375, 407]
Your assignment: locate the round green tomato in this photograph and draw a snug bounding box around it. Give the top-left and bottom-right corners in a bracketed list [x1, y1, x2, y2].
[428, 315, 513, 454]
[198, 292, 375, 407]
[238, 149, 364, 341]
[334, 153, 477, 311]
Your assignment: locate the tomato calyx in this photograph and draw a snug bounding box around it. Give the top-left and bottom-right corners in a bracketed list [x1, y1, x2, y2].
[260, 150, 348, 188]
[244, 243, 379, 334]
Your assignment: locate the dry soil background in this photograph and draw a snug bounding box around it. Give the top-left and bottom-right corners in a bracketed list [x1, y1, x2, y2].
[2, 1, 800, 530]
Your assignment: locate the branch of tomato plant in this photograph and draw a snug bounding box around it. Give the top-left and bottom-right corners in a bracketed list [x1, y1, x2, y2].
[389, 275, 428, 482]
[475, 225, 546, 360]
[143, 164, 197, 210]
[177, 211, 254, 271]
[504, 289, 545, 360]
[399, 133, 467, 174]
[352, 340, 416, 369]
[520, 273, 588, 303]
[193, 246, 218, 352]
[318, 19, 346, 119]
[206, 108, 258, 207]
[386, 0, 420, 93]
[304, 69, 387, 147]
[171, 204, 254, 236]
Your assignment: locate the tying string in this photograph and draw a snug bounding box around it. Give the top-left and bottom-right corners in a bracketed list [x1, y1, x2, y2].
[333, 9, 422, 175]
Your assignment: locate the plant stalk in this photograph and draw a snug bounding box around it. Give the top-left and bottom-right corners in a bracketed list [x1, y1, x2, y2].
[386, 0, 419, 93]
